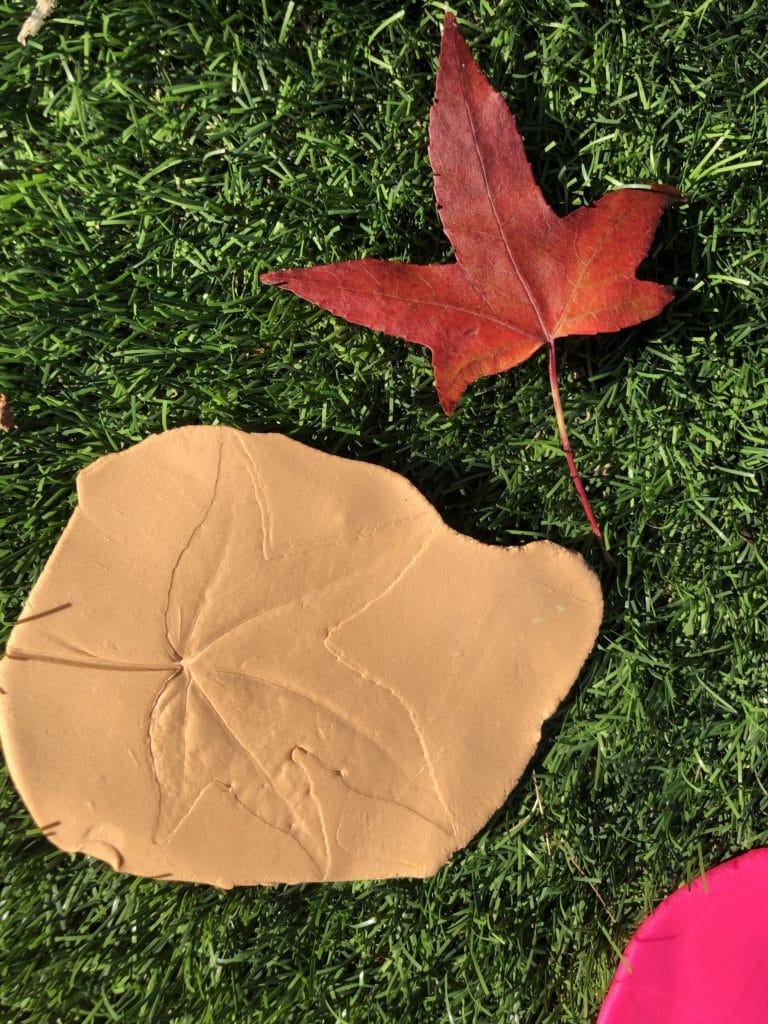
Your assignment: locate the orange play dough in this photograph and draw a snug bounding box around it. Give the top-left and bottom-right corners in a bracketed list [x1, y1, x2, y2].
[0, 426, 602, 886]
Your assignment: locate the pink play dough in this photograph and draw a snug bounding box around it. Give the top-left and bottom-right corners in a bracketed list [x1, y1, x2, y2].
[598, 848, 768, 1023]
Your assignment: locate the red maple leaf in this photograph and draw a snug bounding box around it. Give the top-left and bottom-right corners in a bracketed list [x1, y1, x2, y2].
[261, 13, 682, 540]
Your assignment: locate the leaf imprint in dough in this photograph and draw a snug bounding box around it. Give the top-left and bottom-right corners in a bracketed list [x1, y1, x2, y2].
[0, 426, 602, 886]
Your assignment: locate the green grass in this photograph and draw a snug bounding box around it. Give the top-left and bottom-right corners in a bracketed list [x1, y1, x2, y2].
[1, 0, 767, 1021]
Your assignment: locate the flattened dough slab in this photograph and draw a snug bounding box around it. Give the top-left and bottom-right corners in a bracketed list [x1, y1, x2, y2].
[0, 426, 602, 886]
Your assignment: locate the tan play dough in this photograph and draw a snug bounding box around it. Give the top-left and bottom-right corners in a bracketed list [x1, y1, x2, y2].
[0, 426, 602, 886]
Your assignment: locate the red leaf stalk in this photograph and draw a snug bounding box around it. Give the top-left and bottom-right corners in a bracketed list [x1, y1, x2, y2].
[546, 339, 602, 542]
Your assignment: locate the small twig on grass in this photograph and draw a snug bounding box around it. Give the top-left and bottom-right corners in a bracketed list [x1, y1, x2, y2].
[552, 835, 616, 924]
[531, 771, 551, 855]
[531, 772, 615, 923]
[17, 0, 56, 45]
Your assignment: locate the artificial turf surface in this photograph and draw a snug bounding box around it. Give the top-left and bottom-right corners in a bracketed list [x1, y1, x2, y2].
[1, 1, 767, 1021]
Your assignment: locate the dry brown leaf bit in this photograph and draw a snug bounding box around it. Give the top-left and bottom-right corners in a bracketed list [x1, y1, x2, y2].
[0, 394, 15, 431]
[17, 0, 56, 44]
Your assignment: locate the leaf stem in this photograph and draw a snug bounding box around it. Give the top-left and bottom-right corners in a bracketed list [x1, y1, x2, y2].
[546, 338, 603, 542]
